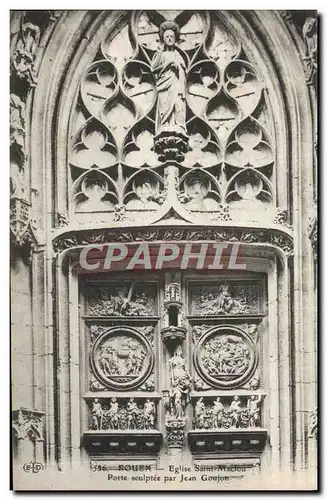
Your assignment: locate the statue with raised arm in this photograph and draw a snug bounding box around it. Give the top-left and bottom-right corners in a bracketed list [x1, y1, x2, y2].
[247, 394, 262, 427]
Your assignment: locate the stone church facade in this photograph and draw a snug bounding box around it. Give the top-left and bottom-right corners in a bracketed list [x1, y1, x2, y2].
[10, 10, 317, 488]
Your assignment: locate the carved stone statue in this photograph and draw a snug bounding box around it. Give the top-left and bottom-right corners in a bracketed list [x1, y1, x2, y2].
[151, 21, 187, 135]
[144, 399, 156, 430]
[247, 394, 262, 427]
[91, 398, 103, 430]
[212, 397, 224, 429]
[127, 397, 139, 430]
[229, 395, 242, 428]
[168, 345, 191, 419]
[194, 397, 206, 428]
[107, 397, 119, 430]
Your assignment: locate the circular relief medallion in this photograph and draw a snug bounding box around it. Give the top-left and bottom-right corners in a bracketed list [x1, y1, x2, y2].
[194, 326, 257, 388]
[91, 327, 154, 390]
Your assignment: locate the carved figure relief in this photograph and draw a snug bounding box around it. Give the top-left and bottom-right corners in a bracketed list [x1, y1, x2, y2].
[166, 345, 191, 420]
[86, 282, 157, 316]
[189, 282, 260, 315]
[194, 326, 257, 388]
[89, 398, 157, 431]
[91, 327, 154, 390]
[151, 22, 187, 135]
[193, 395, 263, 430]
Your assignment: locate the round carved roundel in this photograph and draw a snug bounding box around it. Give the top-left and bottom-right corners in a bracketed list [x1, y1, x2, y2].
[194, 326, 257, 389]
[91, 326, 154, 390]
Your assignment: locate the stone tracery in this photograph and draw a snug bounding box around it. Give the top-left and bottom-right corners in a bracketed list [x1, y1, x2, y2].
[69, 11, 276, 223]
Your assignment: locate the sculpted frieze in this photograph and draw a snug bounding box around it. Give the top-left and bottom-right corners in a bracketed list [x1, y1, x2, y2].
[86, 282, 157, 317]
[53, 227, 293, 257]
[189, 282, 260, 316]
[89, 397, 157, 431]
[193, 394, 264, 430]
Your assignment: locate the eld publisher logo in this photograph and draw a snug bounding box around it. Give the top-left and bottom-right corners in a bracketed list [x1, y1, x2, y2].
[23, 462, 44, 473]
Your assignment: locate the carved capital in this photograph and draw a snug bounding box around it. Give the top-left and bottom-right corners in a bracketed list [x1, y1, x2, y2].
[12, 408, 44, 442]
[10, 197, 38, 263]
[165, 417, 185, 448]
[154, 131, 189, 163]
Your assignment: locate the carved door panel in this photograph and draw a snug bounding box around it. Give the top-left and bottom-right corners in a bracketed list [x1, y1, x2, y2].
[80, 271, 267, 466]
[184, 275, 267, 466]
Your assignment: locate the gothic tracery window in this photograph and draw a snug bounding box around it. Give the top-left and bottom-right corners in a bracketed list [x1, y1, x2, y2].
[69, 11, 276, 224]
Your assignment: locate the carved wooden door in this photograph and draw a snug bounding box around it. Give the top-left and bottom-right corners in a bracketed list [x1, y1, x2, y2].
[81, 270, 267, 471]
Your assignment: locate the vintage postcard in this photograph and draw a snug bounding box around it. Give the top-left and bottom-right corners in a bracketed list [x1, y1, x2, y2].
[10, 9, 318, 490]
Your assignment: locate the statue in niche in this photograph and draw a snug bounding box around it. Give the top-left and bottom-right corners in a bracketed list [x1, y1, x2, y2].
[247, 394, 262, 427]
[107, 397, 119, 429]
[151, 22, 187, 135]
[127, 397, 139, 430]
[229, 395, 242, 428]
[168, 345, 191, 420]
[144, 399, 156, 430]
[194, 397, 206, 428]
[91, 398, 103, 430]
[212, 397, 224, 429]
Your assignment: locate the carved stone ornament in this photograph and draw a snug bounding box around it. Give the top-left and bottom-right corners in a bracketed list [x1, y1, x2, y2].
[12, 408, 44, 442]
[53, 227, 293, 257]
[12, 21, 40, 86]
[56, 211, 69, 228]
[193, 394, 263, 430]
[10, 198, 38, 263]
[68, 10, 279, 224]
[88, 397, 157, 431]
[10, 93, 26, 170]
[302, 16, 317, 86]
[194, 325, 258, 389]
[166, 345, 192, 419]
[189, 282, 260, 316]
[86, 282, 157, 317]
[90, 326, 154, 390]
